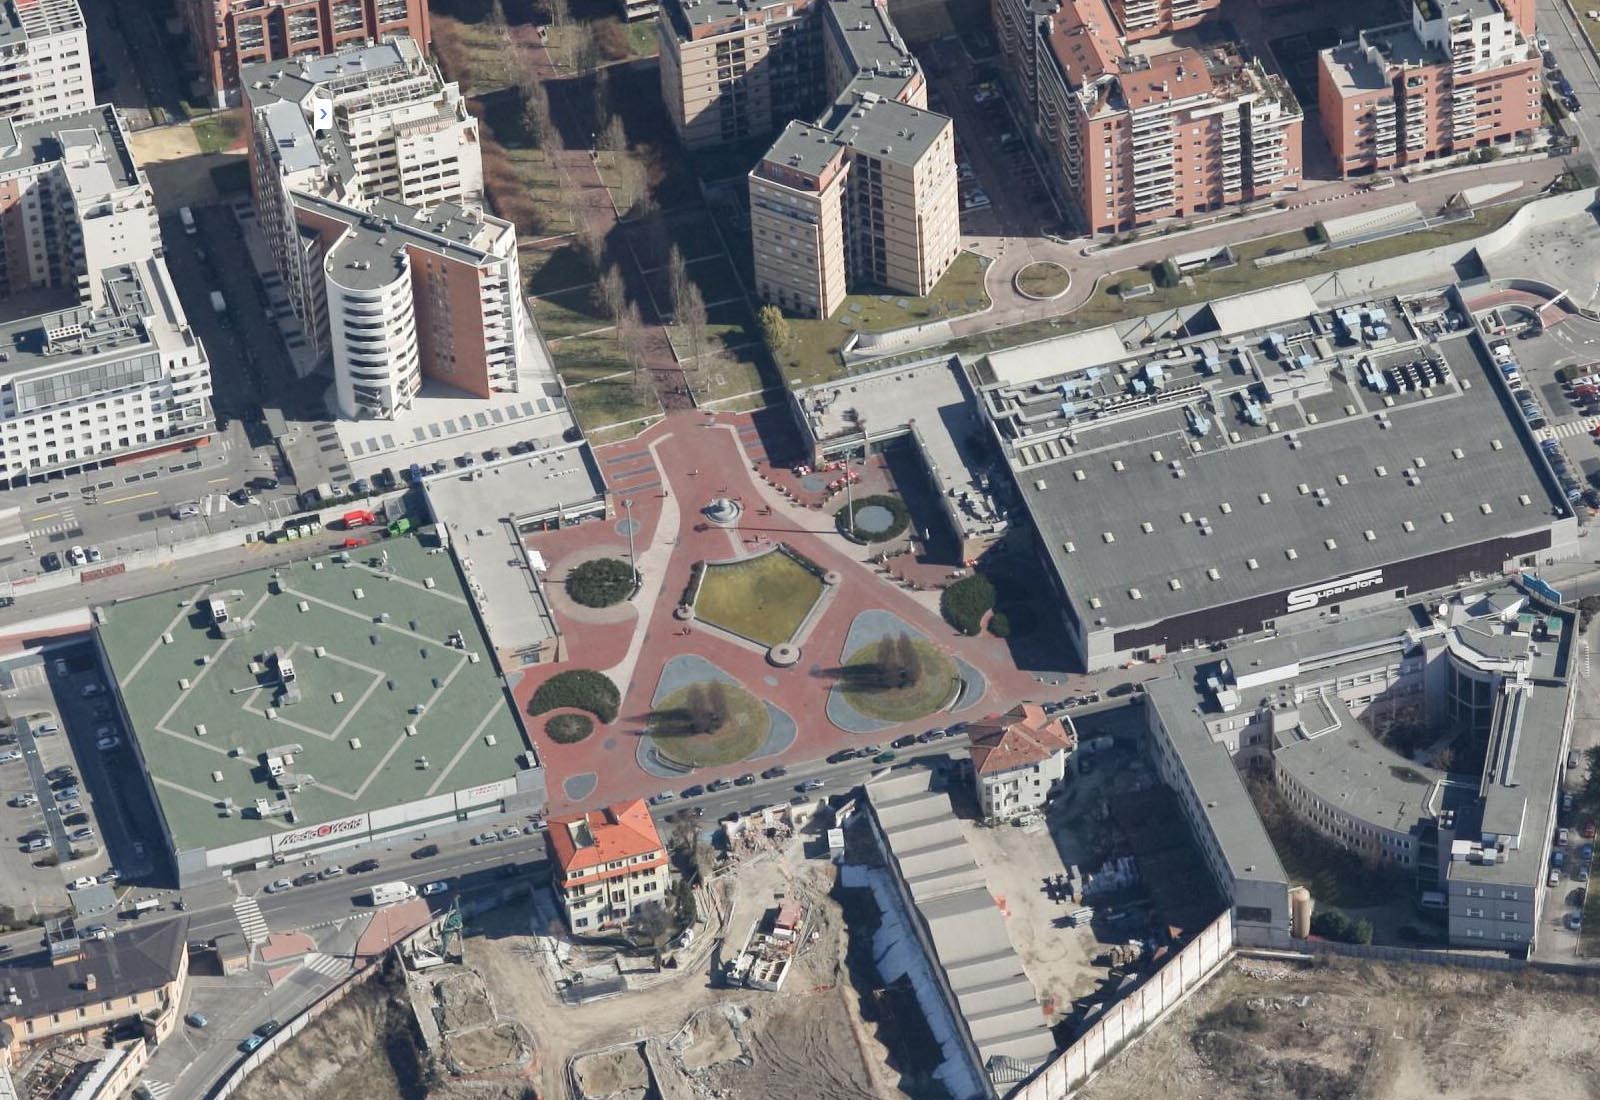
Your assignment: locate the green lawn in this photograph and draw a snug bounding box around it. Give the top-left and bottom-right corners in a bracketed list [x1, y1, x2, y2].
[524, 244, 598, 296]
[694, 548, 825, 647]
[648, 682, 770, 767]
[564, 374, 661, 432]
[190, 110, 244, 155]
[775, 250, 992, 387]
[840, 638, 960, 723]
[549, 330, 631, 384]
[532, 286, 610, 339]
[433, 14, 520, 94]
[1016, 261, 1070, 299]
[690, 349, 773, 404]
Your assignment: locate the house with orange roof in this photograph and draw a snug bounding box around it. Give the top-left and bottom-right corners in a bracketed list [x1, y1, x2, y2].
[546, 799, 671, 931]
[965, 703, 1076, 821]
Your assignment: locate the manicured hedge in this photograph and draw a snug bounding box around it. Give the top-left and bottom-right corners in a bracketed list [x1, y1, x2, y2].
[835, 494, 910, 543]
[546, 712, 596, 744]
[529, 669, 621, 723]
[566, 557, 637, 607]
[941, 573, 996, 636]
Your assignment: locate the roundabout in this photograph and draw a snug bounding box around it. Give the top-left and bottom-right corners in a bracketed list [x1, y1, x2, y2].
[1014, 261, 1071, 301]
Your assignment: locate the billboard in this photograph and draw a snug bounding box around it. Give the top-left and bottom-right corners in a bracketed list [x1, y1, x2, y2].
[271, 811, 369, 853]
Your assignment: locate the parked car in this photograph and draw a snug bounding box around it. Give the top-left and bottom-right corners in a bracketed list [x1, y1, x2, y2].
[708, 778, 734, 792]
[472, 831, 498, 845]
[0, 751, 21, 764]
[498, 826, 520, 840]
[648, 790, 677, 805]
[796, 779, 826, 793]
[8, 793, 36, 807]
[350, 859, 381, 874]
[87, 547, 102, 563]
[1550, 868, 1562, 887]
[255, 1020, 282, 1038]
[66, 545, 86, 567]
[185, 1012, 209, 1028]
[264, 878, 293, 894]
[293, 871, 319, 887]
[734, 773, 757, 787]
[40, 552, 60, 571]
[1567, 911, 1584, 931]
[826, 749, 857, 764]
[68, 876, 97, 891]
[1570, 750, 1582, 769]
[681, 784, 705, 798]
[760, 765, 788, 780]
[318, 865, 345, 880]
[873, 751, 898, 764]
[239, 1035, 265, 1054]
[421, 880, 450, 896]
[411, 844, 439, 860]
[891, 735, 918, 749]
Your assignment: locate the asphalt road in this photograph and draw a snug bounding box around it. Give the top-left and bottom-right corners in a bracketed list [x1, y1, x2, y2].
[1540, 0, 1600, 163]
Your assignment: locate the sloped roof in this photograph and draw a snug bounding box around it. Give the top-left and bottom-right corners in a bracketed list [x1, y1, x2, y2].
[547, 798, 664, 873]
[967, 703, 1074, 775]
[0, 917, 188, 1023]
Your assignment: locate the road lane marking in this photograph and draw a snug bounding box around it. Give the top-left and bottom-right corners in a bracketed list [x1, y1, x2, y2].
[27, 512, 57, 523]
[99, 491, 158, 506]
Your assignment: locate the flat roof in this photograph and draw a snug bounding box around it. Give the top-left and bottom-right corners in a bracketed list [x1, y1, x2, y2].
[0, 103, 137, 190]
[990, 323, 1565, 632]
[1322, 25, 1437, 97]
[96, 535, 528, 855]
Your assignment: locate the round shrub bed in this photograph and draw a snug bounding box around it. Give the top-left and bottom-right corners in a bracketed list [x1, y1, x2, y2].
[836, 494, 910, 542]
[941, 573, 996, 636]
[566, 557, 637, 608]
[529, 669, 621, 723]
[546, 712, 595, 744]
[1015, 261, 1070, 300]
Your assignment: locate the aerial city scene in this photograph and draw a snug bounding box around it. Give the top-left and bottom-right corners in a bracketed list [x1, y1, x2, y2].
[2, 0, 1600, 1096]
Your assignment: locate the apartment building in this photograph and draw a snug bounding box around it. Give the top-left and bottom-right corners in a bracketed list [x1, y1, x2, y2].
[546, 799, 672, 931]
[1318, 0, 1540, 177]
[1104, 0, 1218, 42]
[965, 702, 1075, 821]
[994, 0, 1302, 233]
[0, 0, 92, 123]
[660, 0, 957, 317]
[246, 39, 532, 420]
[181, 0, 431, 106]
[0, 106, 213, 485]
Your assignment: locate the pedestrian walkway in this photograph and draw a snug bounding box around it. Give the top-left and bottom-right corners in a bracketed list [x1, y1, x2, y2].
[232, 895, 269, 944]
[140, 1080, 173, 1100]
[300, 951, 349, 978]
[1542, 416, 1598, 440]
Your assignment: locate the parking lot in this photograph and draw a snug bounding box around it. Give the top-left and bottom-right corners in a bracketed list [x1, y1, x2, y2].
[0, 644, 172, 924]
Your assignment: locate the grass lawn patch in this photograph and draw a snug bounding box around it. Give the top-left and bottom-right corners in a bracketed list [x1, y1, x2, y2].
[840, 637, 959, 723]
[190, 110, 244, 155]
[1016, 261, 1070, 299]
[549, 330, 631, 384]
[775, 250, 990, 387]
[546, 711, 595, 743]
[649, 682, 771, 767]
[693, 548, 825, 647]
[565, 375, 662, 432]
[524, 244, 597, 296]
[691, 350, 773, 403]
[533, 286, 611, 339]
[647, 256, 747, 312]
[433, 14, 519, 94]
[530, 669, 621, 722]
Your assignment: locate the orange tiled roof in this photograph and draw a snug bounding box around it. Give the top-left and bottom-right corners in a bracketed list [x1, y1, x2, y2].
[546, 798, 664, 873]
[967, 703, 1075, 775]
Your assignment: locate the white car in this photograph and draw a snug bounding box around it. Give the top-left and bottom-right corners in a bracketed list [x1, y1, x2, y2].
[68, 876, 97, 891]
[420, 880, 450, 896]
[68, 827, 93, 842]
[87, 547, 101, 563]
[96, 736, 120, 751]
[83, 924, 110, 940]
[34, 723, 59, 735]
[264, 878, 293, 894]
[60, 800, 82, 813]
[66, 545, 86, 567]
[0, 751, 21, 764]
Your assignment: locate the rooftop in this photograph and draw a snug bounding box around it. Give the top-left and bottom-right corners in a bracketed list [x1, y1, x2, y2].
[547, 799, 664, 873]
[966, 703, 1075, 776]
[0, 103, 138, 190]
[760, 87, 948, 178]
[0, 917, 186, 1024]
[3, 0, 84, 44]
[1321, 24, 1439, 97]
[302, 194, 512, 292]
[983, 304, 1568, 633]
[95, 536, 530, 854]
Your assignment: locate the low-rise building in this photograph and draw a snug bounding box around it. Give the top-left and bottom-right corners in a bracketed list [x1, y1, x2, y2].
[0, 106, 213, 485]
[244, 39, 535, 420]
[0, 917, 189, 1070]
[547, 799, 672, 931]
[0, 0, 92, 123]
[1317, 0, 1540, 177]
[965, 702, 1074, 820]
[993, 0, 1302, 233]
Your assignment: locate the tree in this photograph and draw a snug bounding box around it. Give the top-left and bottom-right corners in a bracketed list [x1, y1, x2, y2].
[759, 304, 791, 352]
[595, 263, 627, 322]
[869, 633, 921, 689]
[671, 876, 697, 927]
[520, 80, 551, 149]
[617, 302, 654, 407]
[677, 281, 708, 386]
[684, 684, 713, 733]
[666, 245, 690, 317]
[628, 899, 673, 948]
[599, 114, 627, 153]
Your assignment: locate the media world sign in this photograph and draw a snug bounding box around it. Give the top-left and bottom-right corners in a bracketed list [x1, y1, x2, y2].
[1285, 568, 1385, 613]
[273, 813, 368, 852]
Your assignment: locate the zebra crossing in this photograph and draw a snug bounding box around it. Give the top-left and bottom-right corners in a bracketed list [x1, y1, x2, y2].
[139, 1080, 173, 1100]
[232, 895, 270, 944]
[27, 507, 77, 539]
[301, 951, 349, 979]
[1541, 416, 1600, 441]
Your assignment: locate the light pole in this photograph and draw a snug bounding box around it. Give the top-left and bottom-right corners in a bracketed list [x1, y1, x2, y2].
[622, 497, 638, 595]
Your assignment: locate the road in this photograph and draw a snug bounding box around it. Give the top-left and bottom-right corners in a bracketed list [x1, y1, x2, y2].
[1540, 0, 1600, 164]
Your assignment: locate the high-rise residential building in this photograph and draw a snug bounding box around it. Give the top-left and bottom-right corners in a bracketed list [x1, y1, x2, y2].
[546, 800, 671, 931]
[0, 106, 214, 486]
[181, 0, 431, 107]
[661, 0, 959, 318]
[994, 0, 1302, 234]
[1317, 0, 1540, 177]
[1104, 0, 1217, 41]
[245, 39, 534, 421]
[0, 0, 93, 122]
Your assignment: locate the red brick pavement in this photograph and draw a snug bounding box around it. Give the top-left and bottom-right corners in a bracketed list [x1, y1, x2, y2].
[519, 410, 1051, 814]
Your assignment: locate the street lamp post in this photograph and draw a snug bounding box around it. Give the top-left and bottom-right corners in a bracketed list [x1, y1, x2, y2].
[622, 497, 638, 595]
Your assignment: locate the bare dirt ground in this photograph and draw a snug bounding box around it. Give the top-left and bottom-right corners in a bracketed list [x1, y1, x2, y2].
[676, 1005, 744, 1071]
[1080, 956, 1600, 1100]
[445, 1022, 529, 1075]
[469, 842, 897, 1100]
[574, 1045, 650, 1098]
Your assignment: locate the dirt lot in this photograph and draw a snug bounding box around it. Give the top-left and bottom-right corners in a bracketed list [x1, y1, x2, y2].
[1080, 956, 1600, 1100]
[574, 1045, 649, 1098]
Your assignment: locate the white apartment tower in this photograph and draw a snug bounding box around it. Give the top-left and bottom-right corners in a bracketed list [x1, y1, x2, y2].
[0, 106, 213, 485]
[0, 0, 93, 123]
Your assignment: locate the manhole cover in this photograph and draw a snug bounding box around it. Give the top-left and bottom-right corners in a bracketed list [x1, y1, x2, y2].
[852, 504, 895, 534]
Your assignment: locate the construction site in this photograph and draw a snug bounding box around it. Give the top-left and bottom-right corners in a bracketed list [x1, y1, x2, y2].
[1078, 955, 1600, 1100]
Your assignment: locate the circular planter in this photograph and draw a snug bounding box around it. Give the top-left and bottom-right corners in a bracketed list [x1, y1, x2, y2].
[1014, 261, 1071, 301]
[768, 643, 800, 667]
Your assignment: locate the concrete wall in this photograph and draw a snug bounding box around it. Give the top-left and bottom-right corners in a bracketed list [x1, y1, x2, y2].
[1008, 909, 1233, 1099]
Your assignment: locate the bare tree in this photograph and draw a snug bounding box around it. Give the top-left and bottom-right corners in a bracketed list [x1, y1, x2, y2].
[520, 79, 552, 149]
[628, 899, 673, 948]
[595, 263, 627, 321]
[677, 280, 708, 390]
[598, 114, 627, 153]
[666, 245, 689, 318]
[618, 302, 654, 406]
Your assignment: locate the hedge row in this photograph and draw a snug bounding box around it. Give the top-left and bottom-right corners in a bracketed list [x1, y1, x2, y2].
[529, 669, 620, 723]
[941, 573, 996, 636]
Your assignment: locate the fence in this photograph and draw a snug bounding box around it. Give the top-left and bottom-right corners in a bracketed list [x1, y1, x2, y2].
[1008, 908, 1233, 1099]
[1272, 937, 1600, 977]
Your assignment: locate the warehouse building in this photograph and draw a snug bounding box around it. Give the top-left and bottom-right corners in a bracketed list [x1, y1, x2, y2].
[1144, 577, 1572, 951]
[979, 284, 1580, 673]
